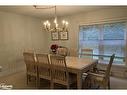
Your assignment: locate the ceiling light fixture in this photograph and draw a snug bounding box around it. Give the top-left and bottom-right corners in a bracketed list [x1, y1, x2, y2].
[34, 5, 68, 32]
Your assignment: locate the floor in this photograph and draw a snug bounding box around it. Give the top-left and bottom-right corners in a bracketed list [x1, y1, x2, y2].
[0, 70, 127, 89]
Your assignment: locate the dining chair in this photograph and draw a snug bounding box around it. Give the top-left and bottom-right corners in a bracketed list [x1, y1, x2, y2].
[23, 52, 38, 87]
[50, 55, 76, 89]
[57, 46, 68, 56]
[80, 48, 97, 77]
[84, 54, 115, 89]
[80, 48, 93, 58]
[36, 54, 51, 88]
[68, 48, 78, 57]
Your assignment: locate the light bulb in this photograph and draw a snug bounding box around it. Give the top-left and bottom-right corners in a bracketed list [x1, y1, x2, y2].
[56, 23, 58, 28]
[46, 20, 49, 24]
[62, 20, 65, 24]
[43, 22, 46, 25]
[66, 21, 68, 25]
[54, 18, 57, 24]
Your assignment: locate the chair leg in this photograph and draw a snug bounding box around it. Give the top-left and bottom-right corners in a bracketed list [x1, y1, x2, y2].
[67, 84, 70, 89]
[27, 74, 29, 85]
[50, 81, 54, 89]
[83, 75, 91, 89]
[36, 76, 39, 88]
[108, 78, 110, 89]
[38, 77, 41, 88]
[28, 75, 32, 82]
[103, 82, 108, 89]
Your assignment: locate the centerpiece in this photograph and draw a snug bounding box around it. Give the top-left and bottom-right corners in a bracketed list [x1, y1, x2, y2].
[50, 44, 58, 54]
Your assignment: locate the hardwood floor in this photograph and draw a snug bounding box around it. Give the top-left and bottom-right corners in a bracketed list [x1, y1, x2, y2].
[0, 70, 127, 89]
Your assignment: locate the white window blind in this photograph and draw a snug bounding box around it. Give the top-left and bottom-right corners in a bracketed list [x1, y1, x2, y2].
[79, 22, 126, 65]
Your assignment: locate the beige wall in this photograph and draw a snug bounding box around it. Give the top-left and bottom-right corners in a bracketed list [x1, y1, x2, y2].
[0, 11, 47, 76]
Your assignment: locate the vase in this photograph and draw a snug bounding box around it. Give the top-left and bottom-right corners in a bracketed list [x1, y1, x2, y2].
[52, 49, 56, 54]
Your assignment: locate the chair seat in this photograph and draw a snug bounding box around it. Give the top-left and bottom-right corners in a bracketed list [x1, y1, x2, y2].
[27, 72, 37, 76]
[87, 72, 105, 81]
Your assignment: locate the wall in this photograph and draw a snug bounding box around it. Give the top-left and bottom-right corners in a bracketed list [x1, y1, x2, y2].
[0, 11, 47, 77]
[44, 7, 127, 78]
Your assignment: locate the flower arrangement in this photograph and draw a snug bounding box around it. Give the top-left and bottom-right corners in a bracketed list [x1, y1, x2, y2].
[50, 44, 58, 53]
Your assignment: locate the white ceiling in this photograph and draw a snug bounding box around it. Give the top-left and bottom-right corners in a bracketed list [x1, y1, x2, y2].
[0, 6, 126, 19]
[0, 6, 109, 19]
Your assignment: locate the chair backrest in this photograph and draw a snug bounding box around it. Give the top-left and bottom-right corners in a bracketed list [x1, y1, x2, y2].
[68, 48, 78, 57]
[105, 54, 115, 79]
[50, 55, 69, 85]
[57, 46, 68, 56]
[36, 54, 51, 80]
[80, 48, 93, 58]
[23, 52, 37, 73]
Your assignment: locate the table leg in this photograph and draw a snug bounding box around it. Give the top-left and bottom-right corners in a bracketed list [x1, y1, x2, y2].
[77, 72, 82, 89]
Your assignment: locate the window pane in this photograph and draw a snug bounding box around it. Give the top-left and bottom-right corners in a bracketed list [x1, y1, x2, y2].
[80, 25, 99, 40]
[103, 22, 125, 63]
[103, 23, 125, 40]
[79, 25, 99, 59]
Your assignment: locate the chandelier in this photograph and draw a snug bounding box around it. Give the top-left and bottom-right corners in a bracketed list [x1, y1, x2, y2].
[34, 5, 68, 32]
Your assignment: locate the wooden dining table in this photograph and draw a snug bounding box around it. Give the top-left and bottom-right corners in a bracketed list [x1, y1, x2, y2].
[65, 56, 98, 89]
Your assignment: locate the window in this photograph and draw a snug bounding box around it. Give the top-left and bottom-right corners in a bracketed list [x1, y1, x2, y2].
[79, 22, 126, 65]
[79, 25, 99, 59]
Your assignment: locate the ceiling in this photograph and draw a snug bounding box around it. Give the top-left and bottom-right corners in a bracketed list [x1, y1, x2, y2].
[0, 6, 126, 19]
[0, 6, 110, 19]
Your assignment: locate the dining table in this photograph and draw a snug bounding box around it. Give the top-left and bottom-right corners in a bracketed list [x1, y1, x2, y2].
[65, 56, 98, 89]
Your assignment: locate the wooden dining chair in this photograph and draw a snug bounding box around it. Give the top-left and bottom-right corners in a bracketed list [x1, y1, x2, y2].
[80, 48, 97, 76]
[50, 55, 76, 89]
[57, 46, 68, 56]
[68, 48, 78, 57]
[84, 54, 115, 89]
[36, 54, 51, 88]
[80, 48, 98, 75]
[23, 52, 38, 86]
[80, 48, 93, 58]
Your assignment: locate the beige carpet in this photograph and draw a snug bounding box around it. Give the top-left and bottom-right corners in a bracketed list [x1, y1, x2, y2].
[0, 70, 127, 89]
[0, 70, 37, 89]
